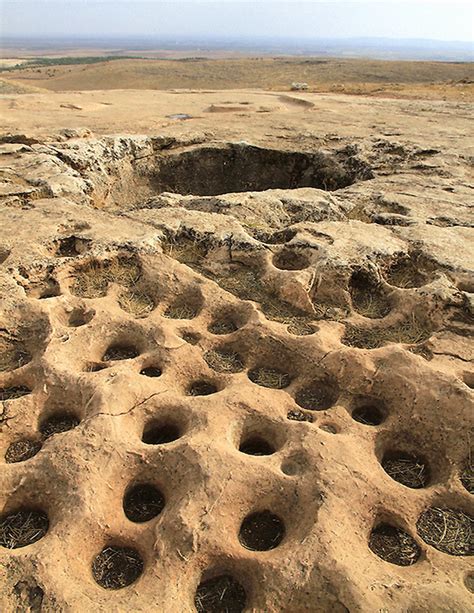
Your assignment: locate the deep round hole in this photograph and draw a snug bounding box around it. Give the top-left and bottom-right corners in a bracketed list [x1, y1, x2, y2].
[85, 362, 108, 372]
[295, 382, 337, 411]
[123, 484, 165, 523]
[0, 509, 49, 549]
[5, 439, 42, 463]
[381, 451, 430, 489]
[102, 344, 140, 361]
[195, 574, 246, 613]
[180, 330, 201, 345]
[272, 249, 309, 271]
[239, 436, 275, 456]
[248, 367, 291, 389]
[352, 404, 385, 426]
[0, 386, 31, 401]
[140, 366, 162, 378]
[142, 422, 181, 445]
[68, 307, 95, 327]
[188, 381, 218, 396]
[239, 510, 285, 551]
[92, 545, 144, 589]
[417, 507, 473, 556]
[39, 413, 80, 438]
[164, 304, 198, 319]
[369, 523, 420, 566]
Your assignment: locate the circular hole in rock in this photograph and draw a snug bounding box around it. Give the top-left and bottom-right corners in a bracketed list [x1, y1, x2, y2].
[417, 507, 473, 556]
[369, 523, 420, 566]
[68, 307, 95, 327]
[39, 413, 80, 438]
[0, 386, 31, 401]
[319, 423, 338, 434]
[103, 344, 140, 361]
[140, 366, 162, 378]
[142, 421, 181, 445]
[239, 510, 285, 551]
[180, 330, 201, 345]
[5, 439, 42, 463]
[272, 249, 309, 271]
[123, 484, 165, 523]
[460, 458, 473, 494]
[208, 319, 238, 335]
[248, 367, 291, 389]
[352, 404, 385, 426]
[0, 509, 49, 549]
[188, 381, 218, 396]
[239, 436, 275, 456]
[281, 453, 308, 476]
[465, 572, 474, 594]
[295, 382, 337, 411]
[195, 574, 246, 613]
[164, 304, 198, 320]
[287, 408, 313, 423]
[381, 451, 429, 489]
[204, 348, 244, 373]
[85, 362, 108, 373]
[92, 545, 144, 589]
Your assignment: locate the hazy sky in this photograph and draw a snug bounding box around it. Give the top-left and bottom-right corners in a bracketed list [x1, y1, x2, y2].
[2, 0, 473, 42]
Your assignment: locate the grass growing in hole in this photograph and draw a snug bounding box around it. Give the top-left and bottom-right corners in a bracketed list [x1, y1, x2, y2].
[5, 439, 42, 463]
[118, 289, 154, 318]
[208, 319, 238, 335]
[352, 405, 385, 426]
[162, 236, 208, 267]
[287, 409, 314, 423]
[188, 381, 218, 396]
[385, 258, 433, 289]
[195, 574, 246, 613]
[164, 304, 198, 320]
[103, 345, 139, 361]
[351, 289, 390, 319]
[460, 454, 473, 494]
[369, 524, 420, 566]
[204, 349, 244, 373]
[382, 454, 429, 489]
[239, 510, 285, 551]
[123, 484, 165, 523]
[343, 316, 432, 349]
[40, 414, 80, 438]
[92, 546, 144, 589]
[295, 384, 337, 411]
[0, 334, 31, 372]
[417, 507, 473, 556]
[0, 510, 49, 549]
[0, 386, 31, 401]
[248, 367, 291, 389]
[71, 257, 141, 298]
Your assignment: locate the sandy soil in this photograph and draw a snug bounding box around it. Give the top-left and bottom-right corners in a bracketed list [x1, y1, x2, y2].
[0, 83, 473, 612]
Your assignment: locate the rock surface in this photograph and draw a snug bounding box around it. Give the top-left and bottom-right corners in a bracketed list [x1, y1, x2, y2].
[0, 90, 472, 612]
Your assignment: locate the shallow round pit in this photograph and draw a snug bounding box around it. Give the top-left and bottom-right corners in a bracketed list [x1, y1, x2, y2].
[123, 484, 165, 523]
[239, 510, 285, 551]
[5, 439, 42, 463]
[295, 382, 338, 411]
[195, 573, 247, 613]
[0, 509, 49, 549]
[381, 451, 429, 489]
[417, 507, 473, 556]
[272, 249, 309, 271]
[187, 381, 218, 396]
[239, 436, 275, 456]
[103, 344, 140, 361]
[92, 545, 144, 589]
[352, 404, 385, 426]
[39, 413, 80, 438]
[204, 348, 244, 373]
[142, 421, 181, 445]
[248, 367, 291, 389]
[208, 319, 238, 335]
[67, 306, 95, 327]
[140, 366, 162, 378]
[369, 523, 420, 566]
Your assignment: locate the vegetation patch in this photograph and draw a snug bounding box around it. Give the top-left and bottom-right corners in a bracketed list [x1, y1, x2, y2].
[239, 510, 285, 551]
[381, 452, 429, 489]
[118, 289, 155, 318]
[71, 256, 141, 299]
[5, 439, 42, 463]
[92, 545, 144, 589]
[417, 507, 473, 556]
[248, 367, 291, 389]
[342, 316, 432, 349]
[0, 332, 31, 372]
[0, 509, 49, 549]
[195, 574, 246, 613]
[204, 348, 244, 373]
[123, 484, 165, 523]
[369, 524, 420, 566]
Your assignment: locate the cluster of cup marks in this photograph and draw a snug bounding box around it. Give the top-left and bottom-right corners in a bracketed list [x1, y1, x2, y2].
[1, 238, 473, 610]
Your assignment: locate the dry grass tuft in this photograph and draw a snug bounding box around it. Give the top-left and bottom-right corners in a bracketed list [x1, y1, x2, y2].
[343, 315, 432, 349]
[204, 348, 244, 373]
[208, 319, 238, 335]
[351, 289, 391, 319]
[382, 455, 429, 489]
[195, 574, 246, 613]
[5, 439, 42, 463]
[248, 367, 291, 389]
[0, 509, 49, 549]
[92, 546, 144, 589]
[118, 289, 155, 318]
[162, 236, 208, 269]
[369, 524, 420, 566]
[0, 332, 31, 372]
[461, 453, 473, 494]
[0, 386, 31, 401]
[71, 256, 141, 298]
[164, 304, 198, 320]
[417, 507, 473, 556]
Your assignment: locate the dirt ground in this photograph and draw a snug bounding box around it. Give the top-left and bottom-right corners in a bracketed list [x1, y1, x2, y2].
[0, 66, 473, 612]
